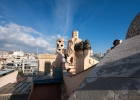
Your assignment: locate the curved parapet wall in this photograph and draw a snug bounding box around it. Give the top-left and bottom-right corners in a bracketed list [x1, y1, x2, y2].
[69, 35, 140, 100]
[0, 70, 18, 88]
[62, 65, 96, 98]
[126, 12, 140, 39]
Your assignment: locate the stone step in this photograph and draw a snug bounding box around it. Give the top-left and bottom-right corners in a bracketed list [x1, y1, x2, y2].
[69, 68, 76, 71]
[67, 66, 76, 69]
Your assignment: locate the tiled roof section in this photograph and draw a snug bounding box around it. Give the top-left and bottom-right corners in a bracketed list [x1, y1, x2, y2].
[126, 12, 140, 39]
[0, 82, 31, 100]
[0, 94, 29, 100]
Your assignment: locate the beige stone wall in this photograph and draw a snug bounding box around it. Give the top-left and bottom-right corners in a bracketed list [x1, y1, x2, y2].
[38, 54, 57, 75]
[0, 71, 18, 88]
[38, 54, 56, 59]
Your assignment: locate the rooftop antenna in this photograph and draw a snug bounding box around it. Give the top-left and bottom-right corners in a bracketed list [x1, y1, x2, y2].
[37, 48, 38, 55]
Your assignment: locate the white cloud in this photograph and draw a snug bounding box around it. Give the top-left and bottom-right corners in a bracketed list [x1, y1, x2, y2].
[4, 44, 15, 47]
[52, 0, 79, 35]
[0, 23, 68, 53]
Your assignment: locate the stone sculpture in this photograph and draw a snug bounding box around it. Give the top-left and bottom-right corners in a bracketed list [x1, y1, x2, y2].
[66, 30, 82, 57]
[56, 38, 65, 54]
[65, 30, 92, 73]
[65, 30, 82, 74]
[55, 38, 65, 68]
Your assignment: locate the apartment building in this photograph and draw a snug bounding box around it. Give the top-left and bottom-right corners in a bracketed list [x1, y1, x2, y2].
[22, 59, 38, 76]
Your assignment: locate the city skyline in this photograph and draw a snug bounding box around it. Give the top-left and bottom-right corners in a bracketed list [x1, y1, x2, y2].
[0, 0, 140, 54]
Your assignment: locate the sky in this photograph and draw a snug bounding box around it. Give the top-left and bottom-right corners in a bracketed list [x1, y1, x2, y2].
[0, 0, 140, 54]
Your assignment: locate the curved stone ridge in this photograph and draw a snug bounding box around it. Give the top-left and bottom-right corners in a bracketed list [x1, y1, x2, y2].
[126, 12, 140, 39]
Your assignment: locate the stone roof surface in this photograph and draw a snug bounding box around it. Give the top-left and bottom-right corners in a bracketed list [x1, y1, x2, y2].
[69, 35, 140, 100]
